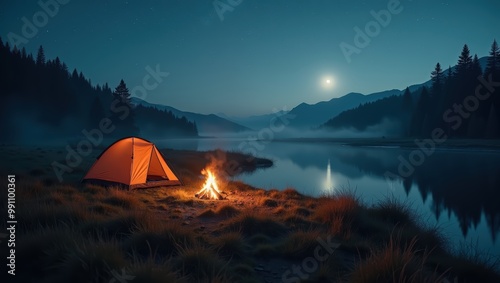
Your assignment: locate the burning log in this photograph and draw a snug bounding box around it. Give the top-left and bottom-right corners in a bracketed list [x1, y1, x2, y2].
[195, 169, 224, 200]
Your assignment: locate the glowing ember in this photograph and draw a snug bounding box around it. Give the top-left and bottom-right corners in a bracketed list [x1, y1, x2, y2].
[195, 169, 223, 200]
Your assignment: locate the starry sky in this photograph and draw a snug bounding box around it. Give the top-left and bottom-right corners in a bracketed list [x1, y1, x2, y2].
[1, 0, 499, 116]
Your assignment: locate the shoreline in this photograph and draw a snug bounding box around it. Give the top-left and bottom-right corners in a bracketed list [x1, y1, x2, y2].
[272, 137, 500, 150]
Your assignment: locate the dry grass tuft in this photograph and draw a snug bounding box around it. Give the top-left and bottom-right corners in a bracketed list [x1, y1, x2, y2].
[227, 212, 287, 237]
[350, 233, 448, 283]
[211, 231, 247, 259]
[314, 193, 360, 239]
[175, 244, 229, 282]
[125, 223, 195, 259]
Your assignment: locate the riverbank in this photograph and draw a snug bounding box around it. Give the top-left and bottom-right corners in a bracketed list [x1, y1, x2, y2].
[0, 146, 498, 282]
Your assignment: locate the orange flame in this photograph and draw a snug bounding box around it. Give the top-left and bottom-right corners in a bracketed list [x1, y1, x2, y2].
[196, 169, 222, 200]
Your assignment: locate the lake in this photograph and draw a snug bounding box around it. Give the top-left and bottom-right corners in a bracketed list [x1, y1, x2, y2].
[159, 138, 500, 259]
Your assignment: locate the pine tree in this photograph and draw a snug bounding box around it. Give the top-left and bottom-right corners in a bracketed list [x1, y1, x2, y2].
[485, 39, 499, 80]
[113, 79, 131, 105]
[457, 44, 472, 76]
[453, 45, 475, 137]
[402, 87, 412, 111]
[431, 63, 444, 98]
[36, 45, 45, 65]
[110, 79, 139, 138]
[484, 40, 500, 137]
[471, 54, 482, 78]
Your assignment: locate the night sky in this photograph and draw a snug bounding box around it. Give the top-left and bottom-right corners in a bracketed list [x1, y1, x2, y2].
[1, 0, 499, 116]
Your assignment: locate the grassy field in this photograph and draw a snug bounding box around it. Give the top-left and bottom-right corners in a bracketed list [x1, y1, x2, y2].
[0, 145, 499, 282]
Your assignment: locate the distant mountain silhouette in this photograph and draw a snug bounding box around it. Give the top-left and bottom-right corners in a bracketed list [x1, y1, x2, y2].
[226, 90, 401, 130]
[222, 111, 287, 130]
[131, 97, 250, 134]
[288, 90, 402, 128]
[228, 57, 490, 131]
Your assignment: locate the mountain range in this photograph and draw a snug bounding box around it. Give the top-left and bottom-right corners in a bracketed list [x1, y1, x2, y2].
[131, 97, 250, 135]
[133, 57, 489, 134]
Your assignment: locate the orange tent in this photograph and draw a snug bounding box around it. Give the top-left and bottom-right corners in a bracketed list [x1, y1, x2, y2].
[83, 137, 181, 189]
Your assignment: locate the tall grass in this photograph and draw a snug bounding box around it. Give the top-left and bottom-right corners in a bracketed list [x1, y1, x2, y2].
[211, 231, 248, 259]
[45, 239, 127, 283]
[350, 232, 449, 283]
[439, 240, 500, 282]
[314, 191, 360, 239]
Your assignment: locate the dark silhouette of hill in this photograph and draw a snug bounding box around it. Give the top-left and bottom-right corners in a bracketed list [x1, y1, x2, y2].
[287, 90, 402, 128]
[226, 90, 402, 130]
[0, 40, 198, 143]
[322, 94, 406, 135]
[131, 97, 250, 134]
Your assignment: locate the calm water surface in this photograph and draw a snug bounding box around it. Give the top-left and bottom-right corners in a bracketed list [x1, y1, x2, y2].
[159, 138, 500, 258]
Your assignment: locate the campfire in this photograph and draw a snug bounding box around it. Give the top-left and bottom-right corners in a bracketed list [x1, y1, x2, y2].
[195, 169, 224, 200]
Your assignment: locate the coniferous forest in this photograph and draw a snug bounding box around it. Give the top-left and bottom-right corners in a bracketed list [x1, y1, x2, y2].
[0, 39, 198, 143]
[323, 40, 500, 139]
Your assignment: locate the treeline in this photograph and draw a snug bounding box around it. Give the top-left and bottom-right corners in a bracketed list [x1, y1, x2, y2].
[0, 39, 198, 142]
[134, 105, 198, 138]
[322, 93, 411, 135]
[323, 40, 500, 139]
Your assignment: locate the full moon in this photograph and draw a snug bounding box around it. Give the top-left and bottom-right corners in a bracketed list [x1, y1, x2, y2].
[321, 76, 335, 91]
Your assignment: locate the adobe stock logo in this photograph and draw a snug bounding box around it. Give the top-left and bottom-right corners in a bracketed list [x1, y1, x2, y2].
[7, 0, 71, 48]
[339, 0, 410, 63]
[213, 0, 243, 22]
